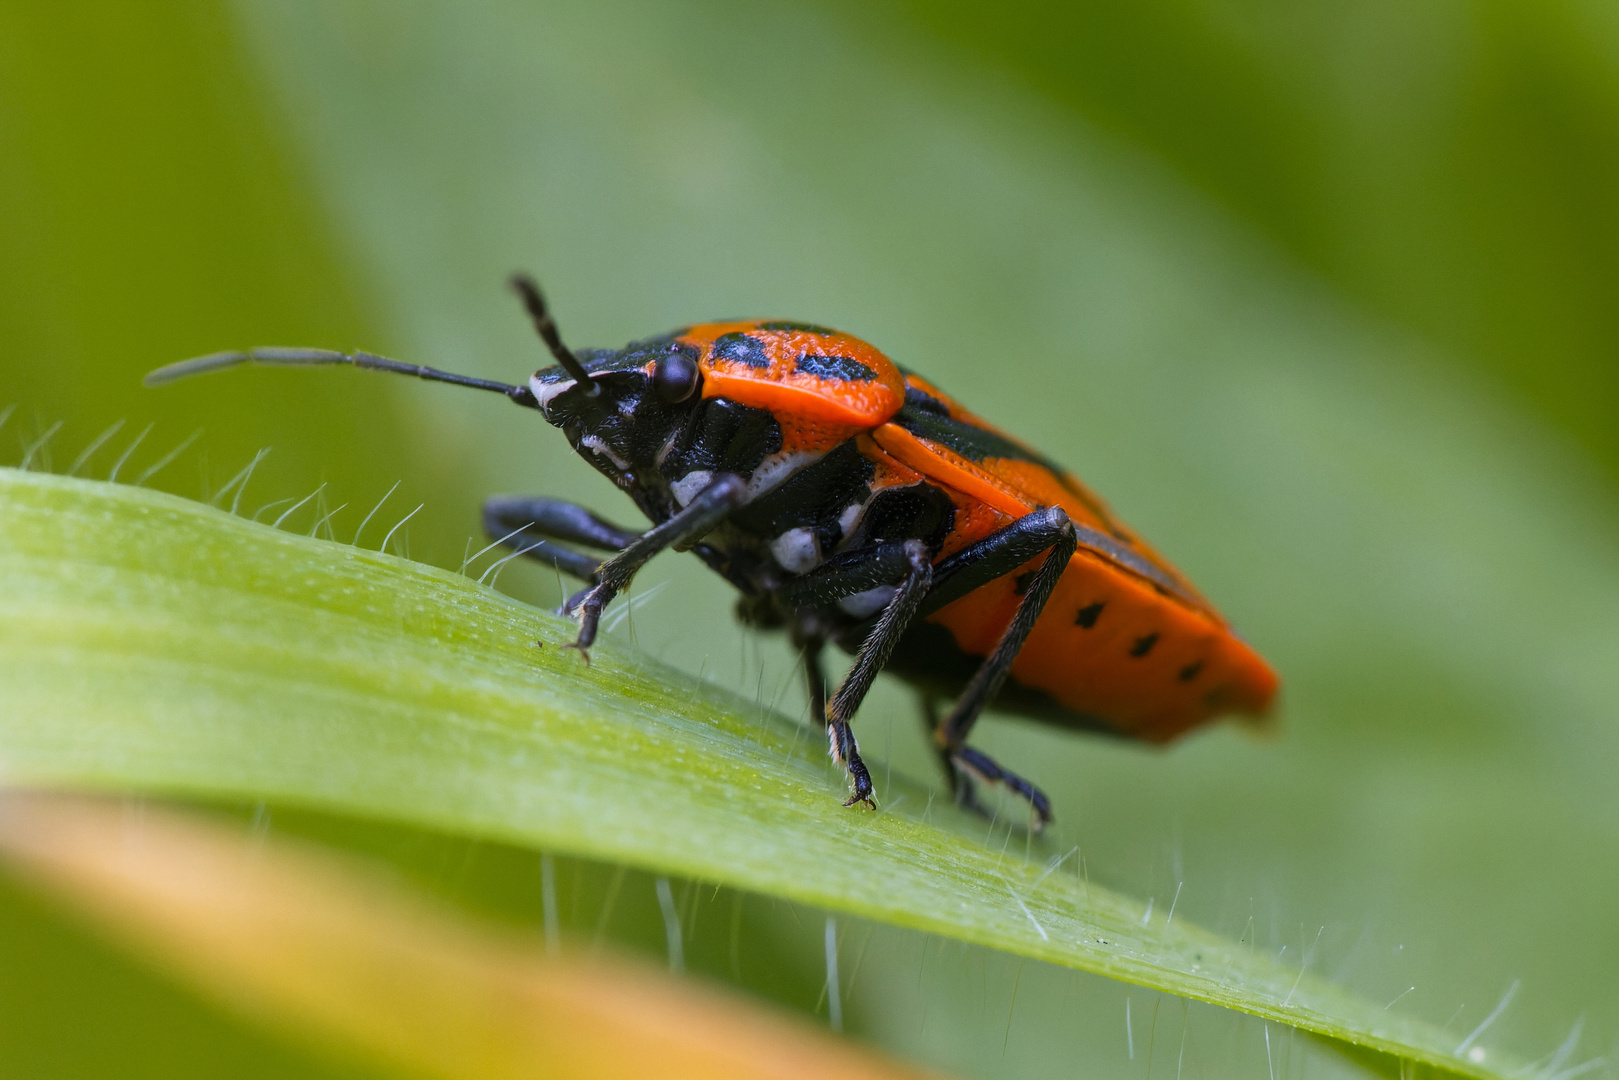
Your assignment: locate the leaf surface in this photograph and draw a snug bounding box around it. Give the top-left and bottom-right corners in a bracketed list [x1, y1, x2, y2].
[0, 468, 1515, 1080]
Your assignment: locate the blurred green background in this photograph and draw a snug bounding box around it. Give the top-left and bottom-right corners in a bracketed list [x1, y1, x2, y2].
[2, 2, 1617, 1078]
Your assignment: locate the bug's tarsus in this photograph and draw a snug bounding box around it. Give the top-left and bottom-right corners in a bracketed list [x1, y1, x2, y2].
[144, 346, 539, 408]
[950, 745, 1053, 829]
[561, 474, 746, 654]
[509, 273, 598, 394]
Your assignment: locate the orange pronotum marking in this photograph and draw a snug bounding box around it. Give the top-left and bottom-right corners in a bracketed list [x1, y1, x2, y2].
[678, 322, 906, 428]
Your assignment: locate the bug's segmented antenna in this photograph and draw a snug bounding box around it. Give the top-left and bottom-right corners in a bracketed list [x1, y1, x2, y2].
[509, 273, 599, 395]
[143, 347, 540, 408]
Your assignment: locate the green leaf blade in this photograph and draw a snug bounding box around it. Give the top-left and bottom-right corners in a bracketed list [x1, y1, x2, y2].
[0, 468, 1515, 1079]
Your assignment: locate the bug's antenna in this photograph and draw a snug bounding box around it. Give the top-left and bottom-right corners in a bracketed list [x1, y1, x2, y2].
[143, 348, 540, 408]
[509, 273, 599, 395]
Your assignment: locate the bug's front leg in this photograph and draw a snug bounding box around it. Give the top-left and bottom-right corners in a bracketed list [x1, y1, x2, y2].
[800, 642, 870, 803]
[480, 495, 641, 582]
[563, 473, 747, 655]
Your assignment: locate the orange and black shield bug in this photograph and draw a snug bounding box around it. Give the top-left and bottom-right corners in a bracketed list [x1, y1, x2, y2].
[146, 276, 1278, 827]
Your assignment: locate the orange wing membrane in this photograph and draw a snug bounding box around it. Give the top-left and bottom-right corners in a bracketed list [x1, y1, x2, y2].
[877, 372, 1277, 742]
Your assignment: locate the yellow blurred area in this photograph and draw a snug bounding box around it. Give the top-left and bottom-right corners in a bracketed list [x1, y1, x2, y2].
[0, 793, 937, 1080]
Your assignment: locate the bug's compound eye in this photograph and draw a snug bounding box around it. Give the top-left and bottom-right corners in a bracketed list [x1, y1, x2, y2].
[652, 349, 701, 403]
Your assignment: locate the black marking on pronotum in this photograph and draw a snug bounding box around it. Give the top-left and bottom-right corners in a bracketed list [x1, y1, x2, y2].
[796, 354, 877, 382]
[756, 320, 836, 335]
[1012, 571, 1034, 596]
[713, 332, 771, 368]
[1129, 632, 1159, 658]
[1075, 601, 1105, 628]
[1178, 660, 1203, 682]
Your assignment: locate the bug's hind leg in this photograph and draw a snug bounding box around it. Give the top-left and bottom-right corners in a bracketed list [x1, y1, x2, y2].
[927, 507, 1078, 831]
[919, 694, 1044, 823]
[918, 694, 985, 814]
[946, 746, 1052, 827]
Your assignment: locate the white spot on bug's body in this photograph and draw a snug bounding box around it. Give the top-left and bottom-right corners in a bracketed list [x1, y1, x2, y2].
[654, 431, 680, 468]
[838, 501, 866, 537]
[670, 470, 713, 507]
[770, 527, 820, 574]
[529, 374, 575, 408]
[747, 451, 819, 499]
[579, 435, 630, 470]
[670, 453, 820, 511]
[838, 584, 896, 618]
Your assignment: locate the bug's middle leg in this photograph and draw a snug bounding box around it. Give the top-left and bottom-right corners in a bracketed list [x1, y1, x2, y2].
[785, 539, 934, 809]
[801, 641, 874, 810]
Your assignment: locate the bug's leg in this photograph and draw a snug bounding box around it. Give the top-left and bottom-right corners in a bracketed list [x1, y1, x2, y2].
[926, 507, 1078, 830]
[479, 496, 639, 582]
[564, 473, 747, 654]
[817, 540, 934, 810]
[483, 496, 640, 551]
[918, 694, 987, 813]
[777, 540, 918, 609]
[801, 640, 874, 808]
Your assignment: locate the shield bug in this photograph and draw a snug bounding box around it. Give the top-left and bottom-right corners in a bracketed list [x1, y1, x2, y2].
[146, 276, 1278, 826]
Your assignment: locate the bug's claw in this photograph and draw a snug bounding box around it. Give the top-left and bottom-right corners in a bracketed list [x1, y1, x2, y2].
[842, 755, 877, 811]
[560, 583, 612, 653]
[826, 720, 877, 811]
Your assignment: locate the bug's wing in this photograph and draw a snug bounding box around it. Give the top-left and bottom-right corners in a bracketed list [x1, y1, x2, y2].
[876, 374, 1216, 617]
[872, 374, 1279, 740]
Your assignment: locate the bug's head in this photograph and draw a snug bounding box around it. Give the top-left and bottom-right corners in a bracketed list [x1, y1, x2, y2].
[513, 277, 705, 485]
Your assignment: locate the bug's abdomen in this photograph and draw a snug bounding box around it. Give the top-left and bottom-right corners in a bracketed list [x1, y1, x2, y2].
[924, 553, 1276, 742]
[855, 424, 1277, 742]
